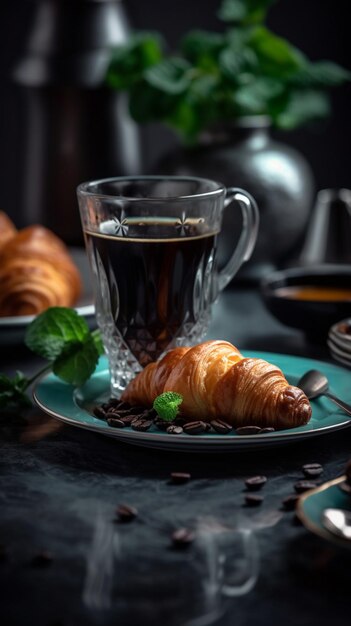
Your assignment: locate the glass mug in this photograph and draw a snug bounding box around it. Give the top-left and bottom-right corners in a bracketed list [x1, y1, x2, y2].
[83, 513, 259, 625]
[77, 176, 259, 395]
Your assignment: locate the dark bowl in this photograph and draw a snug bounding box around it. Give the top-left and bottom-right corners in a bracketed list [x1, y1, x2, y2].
[260, 264, 351, 340]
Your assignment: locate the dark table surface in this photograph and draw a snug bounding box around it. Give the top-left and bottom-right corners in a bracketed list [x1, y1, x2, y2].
[1, 285, 351, 626]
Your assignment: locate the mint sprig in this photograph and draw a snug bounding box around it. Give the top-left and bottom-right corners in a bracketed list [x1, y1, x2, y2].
[0, 371, 32, 409]
[153, 391, 183, 422]
[0, 307, 104, 410]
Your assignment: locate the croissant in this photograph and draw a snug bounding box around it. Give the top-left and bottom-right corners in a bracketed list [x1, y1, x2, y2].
[121, 340, 312, 430]
[0, 211, 17, 248]
[0, 225, 82, 316]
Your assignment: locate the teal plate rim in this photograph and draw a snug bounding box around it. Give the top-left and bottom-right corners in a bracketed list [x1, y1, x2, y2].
[297, 476, 351, 549]
[33, 351, 351, 451]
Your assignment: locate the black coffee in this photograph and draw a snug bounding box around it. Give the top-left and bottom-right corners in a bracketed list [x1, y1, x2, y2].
[85, 220, 217, 365]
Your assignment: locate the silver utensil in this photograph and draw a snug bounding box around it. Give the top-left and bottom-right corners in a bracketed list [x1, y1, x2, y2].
[297, 369, 351, 416]
[322, 507, 351, 540]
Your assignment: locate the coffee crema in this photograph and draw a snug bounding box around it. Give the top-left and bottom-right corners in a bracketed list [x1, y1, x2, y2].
[273, 285, 351, 302]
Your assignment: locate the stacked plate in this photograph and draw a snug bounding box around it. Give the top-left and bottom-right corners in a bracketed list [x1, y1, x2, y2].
[328, 318, 351, 367]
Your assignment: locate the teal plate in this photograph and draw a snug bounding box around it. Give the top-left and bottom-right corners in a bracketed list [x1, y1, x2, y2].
[297, 477, 351, 549]
[33, 351, 351, 452]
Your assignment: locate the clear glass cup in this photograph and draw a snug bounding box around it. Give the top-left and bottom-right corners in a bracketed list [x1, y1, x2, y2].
[82, 513, 259, 625]
[77, 176, 259, 395]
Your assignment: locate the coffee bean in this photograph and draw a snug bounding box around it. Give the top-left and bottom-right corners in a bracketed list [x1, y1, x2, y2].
[210, 419, 233, 434]
[31, 551, 53, 567]
[294, 480, 317, 493]
[174, 417, 186, 427]
[245, 475, 267, 491]
[105, 405, 124, 415]
[116, 401, 132, 410]
[236, 426, 262, 435]
[302, 463, 323, 478]
[339, 480, 351, 496]
[106, 409, 122, 420]
[107, 417, 126, 428]
[245, 494, 264, 506]
[120, 415, 136, 425]
[345, 459, 351, 484]
[260, 427, 275, 434]
[108, 398, 131, 409]
[142, 408, 157, 419]
[282, 494, 300, 511]
[127, 405, 148, 415]
[183, 421, 207, 435]
[132, 419, 152, 432]
[167, 425, 183, 435]
[172, 528, 195, 548]
[102, 402, 116, 411]
[116, 504, 138, 522]
[93, 406, 107, 420]
[170, 472, 191, 484]
[155, 419, 172, 431]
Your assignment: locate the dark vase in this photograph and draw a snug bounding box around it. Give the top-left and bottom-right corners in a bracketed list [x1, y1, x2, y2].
[12, 0, 141, 246]
[155, 117, 315, 282]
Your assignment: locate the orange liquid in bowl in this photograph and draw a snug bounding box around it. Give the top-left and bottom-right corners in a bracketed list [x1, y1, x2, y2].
[274, 286, 351, 302]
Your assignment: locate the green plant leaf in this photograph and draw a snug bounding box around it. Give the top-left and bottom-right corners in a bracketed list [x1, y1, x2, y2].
[181, 30, 225, 69]
[294, 60, 351, 88]
[219, 46, 258, 82]
[92, 330, 105, 357]
[233, 76, 284, 113]
[218, 0, 276, 25]
[106, 33, 164, 90]
[274, 89, 331, 129]
[129, 82, 176, 122]
[53, 335, 100, 387]
[105, 3, 350, 138]
[145, 58, 193, 94]
[25, 307, 90, 360]
[167, 98, 204, 141]
[0, 372, 31, 408]
[166, 74, 220, 141]
[249, 26, 304, 78]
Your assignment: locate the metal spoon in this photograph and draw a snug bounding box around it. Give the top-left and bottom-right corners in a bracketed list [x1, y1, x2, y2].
[297, 369, 351, 416]
[322, 508, 351, 540]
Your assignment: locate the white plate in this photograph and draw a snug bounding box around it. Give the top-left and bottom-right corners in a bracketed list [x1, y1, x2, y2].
[33, 352, 351, 453]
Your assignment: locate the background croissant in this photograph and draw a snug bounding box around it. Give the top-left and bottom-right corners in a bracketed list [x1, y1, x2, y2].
[122, 340, 312, 430]
[0, 217, 82, 317]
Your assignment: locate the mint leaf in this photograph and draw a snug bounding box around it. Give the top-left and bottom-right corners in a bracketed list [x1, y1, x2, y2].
[274, 89, 330, 129]
[181, 30, 224, 68]
[145, 58, 192, 94]
[249, 26, 304, 78]
[53, 335, 100, 386]
[92, 329, 105, 357]
[153, 391, 183, 421]
[25, 307, 90, 360]
[0, 372, 31, 408]
[294, 61, 351, 88]
[106, 33, 163, 90]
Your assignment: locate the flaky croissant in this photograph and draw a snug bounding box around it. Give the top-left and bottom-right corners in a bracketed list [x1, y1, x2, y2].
[0, 211, 17, 248]
[0, 225, 82, 316]
[121, 340, 312, 430]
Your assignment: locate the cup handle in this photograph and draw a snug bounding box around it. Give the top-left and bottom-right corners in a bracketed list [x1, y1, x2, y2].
[218, 188, 259, 291]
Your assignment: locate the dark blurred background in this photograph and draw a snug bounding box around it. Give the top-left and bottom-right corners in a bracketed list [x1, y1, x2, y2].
[0, 0, 350, 237]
